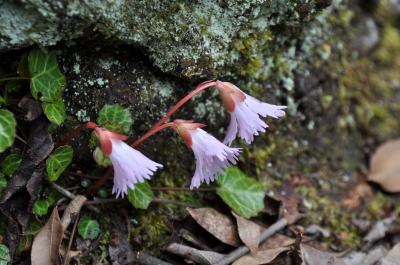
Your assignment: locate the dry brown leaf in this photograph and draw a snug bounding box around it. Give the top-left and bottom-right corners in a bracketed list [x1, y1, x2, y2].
[368, 139, 400, 192]
[232, 212, 263, 253]
[341, 176, 373, 209]
[232, 246, 290, 265]
[381, 242, 400, 264]
[259, 233, 295, 250]
[363, 214, 396, 244]
[273, 195, 303, 224]
[301, 244, 346, 265]
[31, 207, 64, 265]
[187, 207, 240, 246]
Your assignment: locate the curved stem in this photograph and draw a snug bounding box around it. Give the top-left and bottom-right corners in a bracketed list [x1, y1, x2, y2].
[131, 122, 174, 148]
[151, 80, 216, 129]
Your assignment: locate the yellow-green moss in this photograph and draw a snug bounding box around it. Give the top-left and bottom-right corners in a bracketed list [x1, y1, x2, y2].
[295, 185, 363, 248]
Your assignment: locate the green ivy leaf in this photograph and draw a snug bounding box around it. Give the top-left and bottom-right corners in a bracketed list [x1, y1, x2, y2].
[42, 100, 66, 125]
[33, 199, 50, 216]
[28, 48, 65, 101]
[128, 181, 153, 209]
[0, 176, 7, 191]
[97, 104, 132, 134]
[78, 217, 100, 240]
[46, 145, 73, 181]
[0, 244, 11, 265]
[0, 109, 16, 153]
[217, 167, 265, 218]
[32, 192, 57, 217]
[1, 154, 22, 176]
[93, 147, 112, 167]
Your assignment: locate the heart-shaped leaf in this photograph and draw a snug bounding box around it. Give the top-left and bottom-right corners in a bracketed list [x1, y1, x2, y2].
[78, 217, 100, 240]
[33, 192, 57, 217]
[0, 244, 11, 265]
[93, 147, 112, 167]
[0, 109, 16, 153]
[1, 153, 22, 176]
[46, 145, 73, 181]
[127, 181, 153, 209]
[97, 104, 132, 134]
[42, 100, 66, 125]
[217, 167, 265, 218]
[28, 48, 65, 101]
[0, 176, 7, 190]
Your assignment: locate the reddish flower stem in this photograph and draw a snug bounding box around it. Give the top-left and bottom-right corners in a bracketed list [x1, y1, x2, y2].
[89, 80, 216, 195]
[131, 122, 175, 147]
[55, 124, 85, 148]
[151, 80, 216, 129]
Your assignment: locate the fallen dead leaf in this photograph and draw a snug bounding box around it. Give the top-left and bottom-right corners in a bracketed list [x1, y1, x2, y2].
[341, 176, 373, 209]
[259, 233, 295, 250]
[304, 224, 331, 238]
[380, 242, 400, 265]
[31, 207, 64, 265]
[301, 244, 346, 265]
[232, 246, 290, 265]
[359, 246, 387, 265]
[187, 207, 240, 247]
[18, 96, 43, 121]
[1, 118, 53, 203]
[364, 213, 397, 244]
[232, 212, 264, 253]
[368, 139, 400, 192]
[273, 195, 303, 225]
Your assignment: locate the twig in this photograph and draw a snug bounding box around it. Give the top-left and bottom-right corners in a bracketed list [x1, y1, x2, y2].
[48, 180, 100, 213]
[85, 197, 201, 208]
[85, 198, 123, 205]
[166, 243, 224, 265]
[152, 198, 200, 208]
[0, 76, 30, 82]
[63, 214, 80, 265]
[61, 195, 87, 229]
[125, 251, 172, 265]
[15, 134, 27, 144]
[152, 187, 215, 192]
[179, 229, 212, 251]
[66, 171, 100, 180]
[214, 218, 289, 265]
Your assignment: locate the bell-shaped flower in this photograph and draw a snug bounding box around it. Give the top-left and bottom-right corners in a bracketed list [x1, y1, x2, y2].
[215, 81, 286, 145]
[91, 125, 162, 198]
[173, 120, 240, 189]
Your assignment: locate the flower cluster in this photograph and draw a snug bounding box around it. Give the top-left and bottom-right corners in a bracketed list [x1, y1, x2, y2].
[86, 81, 286, 197]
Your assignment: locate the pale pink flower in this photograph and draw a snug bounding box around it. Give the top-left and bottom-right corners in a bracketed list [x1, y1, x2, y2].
[92, 125, 162, 198]
[173, 120, 240, 189]
[215, 81, 286, 145]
